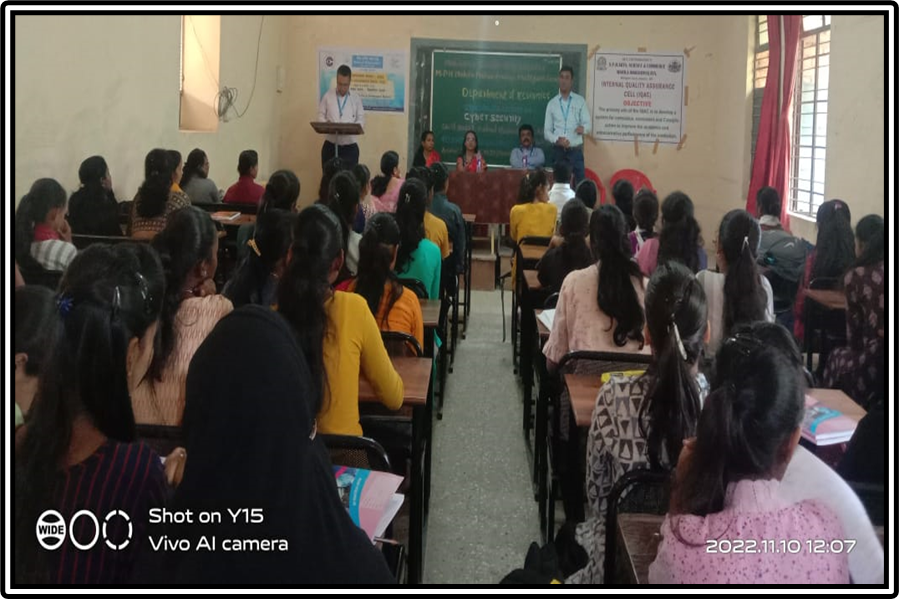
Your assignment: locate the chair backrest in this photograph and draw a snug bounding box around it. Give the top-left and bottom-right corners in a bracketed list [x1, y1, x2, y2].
[609, 169, 656, 195]
[19, 267, 63, 291]
[603, 467, 671, 584]
[71, 234, 135, 250]
[762, 268, 800, 314]
[543, 292, 560, 309]
[557, 349, 652, 378]
[584, 168, 608, 205]
[845, 481, 884, 526]
[320, 433, 392, 472]
[118, 200, 133, 226]
[398, 277, 428, 300]
[135, 424, 184, 457]
[381, 330, 423, 357]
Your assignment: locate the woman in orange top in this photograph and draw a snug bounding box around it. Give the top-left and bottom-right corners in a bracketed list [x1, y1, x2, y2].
[349, 212, 424, 348]
[278, 204, 403, 436]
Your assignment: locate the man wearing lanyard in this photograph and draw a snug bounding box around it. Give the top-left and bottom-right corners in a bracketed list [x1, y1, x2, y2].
[544, 65, 590, 185]
[318, 64, 365, 168]
[509, 124, 546, 170]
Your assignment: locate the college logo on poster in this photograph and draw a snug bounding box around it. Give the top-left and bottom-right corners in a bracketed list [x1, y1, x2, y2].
[596, 56, 608, 70]
[325, 56, 334, 67]
[667, 60, 682, 73]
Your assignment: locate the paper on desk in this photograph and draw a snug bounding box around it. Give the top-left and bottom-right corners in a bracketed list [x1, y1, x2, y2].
[537, 309, 555, 332]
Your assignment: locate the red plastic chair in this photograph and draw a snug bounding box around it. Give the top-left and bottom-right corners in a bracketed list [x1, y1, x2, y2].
[584, 168, 607, 205]
[609, 169, 656, 195]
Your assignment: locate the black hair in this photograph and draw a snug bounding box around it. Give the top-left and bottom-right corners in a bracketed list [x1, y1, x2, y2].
[69, 157, 119, 237]
[394, 178, 428, 273]
[560, 65, 574, 77]
[406, 166, 434, 195]
[672, 322, 805, 518]
[575, 179, 598, 210]
[612, 179, 636, 231]
[238, 150, 259, 177]
[854, 214, 884, 268]
[517, 168, 549, 204]
[15, 178, 68, 271]
[223, 209, 297, 308]
[518, 124, 535, 137]
[337, 64, 352, 78]
[590, 204, 645, 347]
[78, 155, 108, 187]
[278, 204, 345, 414]
[355, 213, 404, 328]
[15, 243, 164, 583]
[136, 148, 175, 218]
[148, 206, 217, 381]
[558, 199, 593, 276]
[258, 169, 301, 215]
[326, 171, 361, 273]
[371, 151, 399, 198]
[430, 162, 449, 193]
[15, 285, 58, 377]
[352, 163, 371, 196]
[638, 261, 708, 470]
[166, 150, 182, 184]
[657, 191, 703, 273]
[552, 161, 572, 187]
[413, 130, 435, 167]
[318, 156, 347, 203]
[756, 186, 781, 217]
[458, 130, 479, 158]
[718, 209, 766, 337]
[633, 189, 659, 236]
[811, 199, 855, 281]
[181, 148, 208, 188]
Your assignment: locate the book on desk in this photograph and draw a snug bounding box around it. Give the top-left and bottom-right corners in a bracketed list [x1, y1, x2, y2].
[334, 466, 404, 542]
[211, 211, 241, 222]
[801, 394, 857, 446]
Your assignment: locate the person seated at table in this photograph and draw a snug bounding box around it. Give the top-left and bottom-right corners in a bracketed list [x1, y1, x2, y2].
[159, 305, 395, 584]
[132, 207, 233, 426]
[536, 199, 593, 294]
[566, 261, 710, 584]
[547, 161, 575, 216]
[14, 285, 57, 423]
[413, 129, 441, 168]
[236, 169, 301, 261]
[326, 171, 362, 280]
[510, 168, 556, 244]
[574, 178, 598, 211]
[223, 209, 297, 309]
[394, 179, 443, 300]
[371, 151, 404, 213]
[510, 124, 546, 170]
[407, 166, 450, 261]
[278, 204, 403, 436]
[611, 179, 636, 232]
[456, 130, 487, 173]
[823, 214, 884, 404]
[696, 209, 774, 354]
[14, 243, 182, 584]
[15, 178, 77, 273]
[346, 212, 424, 348]
[223, 149, 265, 206]
[793, 199, 854, 343]
[648, 324, 850, 584]
[636, 191, 706, 276]
[629, 188, 658, 255]
[352, 163, 375, 233]
[130, 149, 191, 240]
[180, 148, 221, 204]
[67, 155, 123, 237]
[429, 162, 467, 275]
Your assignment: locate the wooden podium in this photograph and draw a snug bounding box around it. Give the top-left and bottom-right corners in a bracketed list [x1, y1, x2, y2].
[310, 122, 364, 159]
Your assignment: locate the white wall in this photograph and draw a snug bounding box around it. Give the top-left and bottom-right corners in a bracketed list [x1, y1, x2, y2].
[14, 14, 284, 205]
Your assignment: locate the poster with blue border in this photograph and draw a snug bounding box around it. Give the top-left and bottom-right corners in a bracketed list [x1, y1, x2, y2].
[318, 47, 407, 113]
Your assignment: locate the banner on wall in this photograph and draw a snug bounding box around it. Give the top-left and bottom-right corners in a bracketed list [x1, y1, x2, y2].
[591, 51, 686, 144]
[318, 47, 407, 113]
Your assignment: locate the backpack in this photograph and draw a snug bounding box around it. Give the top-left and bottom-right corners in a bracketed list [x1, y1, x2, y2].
[757, 228, 808, 283]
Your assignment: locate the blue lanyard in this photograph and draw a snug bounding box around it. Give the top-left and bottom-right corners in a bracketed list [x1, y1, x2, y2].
[559, 95, 572, 130]
[337, 92, 349, 119]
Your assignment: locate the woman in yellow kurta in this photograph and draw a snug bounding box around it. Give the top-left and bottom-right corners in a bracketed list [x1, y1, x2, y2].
[278, 204, 403, 436]
[509, 169, 557, 286]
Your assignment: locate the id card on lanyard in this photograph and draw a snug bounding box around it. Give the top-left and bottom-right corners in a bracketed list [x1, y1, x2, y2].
[337, 92, 349, 120]
[559, 96, 572, 137]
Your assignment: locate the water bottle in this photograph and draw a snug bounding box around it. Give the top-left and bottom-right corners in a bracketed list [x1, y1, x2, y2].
[477, 156, 482, 172]
[523, 153, 528, 170]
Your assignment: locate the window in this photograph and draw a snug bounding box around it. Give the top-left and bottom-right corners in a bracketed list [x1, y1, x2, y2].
[752, 15, 831, 219]
[179, 15, 221, 132]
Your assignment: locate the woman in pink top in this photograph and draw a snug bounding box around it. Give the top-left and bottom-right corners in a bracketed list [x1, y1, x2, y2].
[649, 322, 850, 585]
[131, 207, 233, 426]
[370, 151, 404, 213]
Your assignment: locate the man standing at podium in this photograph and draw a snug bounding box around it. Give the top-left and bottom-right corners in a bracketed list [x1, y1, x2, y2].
[544, 65, 590, 184]
[318, 64, 365, 168]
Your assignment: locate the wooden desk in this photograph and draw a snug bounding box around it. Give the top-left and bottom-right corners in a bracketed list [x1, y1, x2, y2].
[616, 513, 663, 584]
[524, 269, 542, 292]
[805, 288, 848, 311]
[520, 244, 547, 262]
[807, 387, 866, 422]
[461, 214, 475, 333]
[803, 288, 847, 372]
[359, 357, 431, 406]
[211, 213, 256, 227]
[420, 299, 441, 329]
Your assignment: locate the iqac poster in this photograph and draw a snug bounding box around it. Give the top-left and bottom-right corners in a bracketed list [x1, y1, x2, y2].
[318, 47, 407, 113]
[591, 51, 686, 144]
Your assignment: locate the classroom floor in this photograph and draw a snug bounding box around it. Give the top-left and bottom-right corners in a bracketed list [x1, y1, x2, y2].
[424, 290, 541, 584]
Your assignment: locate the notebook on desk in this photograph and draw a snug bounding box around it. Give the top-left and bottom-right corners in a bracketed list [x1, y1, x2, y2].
[211, 211, 241, 221]
[801, 395, 857, 446]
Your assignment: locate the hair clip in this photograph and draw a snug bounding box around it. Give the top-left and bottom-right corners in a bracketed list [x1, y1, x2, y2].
[56, 294, 74, 318]
[742, 235, 750, 250]
[247, 238, 262, 257]
[334, 191, 340, 200]
[404, 193, 411, 204]
[670, 321, 688, 361]
[111, 286, 122, 320]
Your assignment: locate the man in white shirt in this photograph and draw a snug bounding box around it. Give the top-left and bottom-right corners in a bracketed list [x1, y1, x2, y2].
[318, 64, 365, 168]
[544, 65, 590, 184]
[509, 124, 546, 170]
[547, 161, 575, 218]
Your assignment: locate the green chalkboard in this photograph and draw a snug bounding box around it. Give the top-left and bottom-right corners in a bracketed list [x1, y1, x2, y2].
[430, 51, 561, 168]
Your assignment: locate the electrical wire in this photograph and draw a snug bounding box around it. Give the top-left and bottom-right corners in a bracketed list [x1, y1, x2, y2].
[216, 15, 265, 121]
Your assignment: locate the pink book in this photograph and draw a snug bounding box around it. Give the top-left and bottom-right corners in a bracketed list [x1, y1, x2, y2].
[333, 466, 403, 541]
[801, 394, 858, 446]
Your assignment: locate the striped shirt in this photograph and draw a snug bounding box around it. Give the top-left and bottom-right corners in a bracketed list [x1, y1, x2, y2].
[49, 440, 167, 584]
[30, 239, 77, 272]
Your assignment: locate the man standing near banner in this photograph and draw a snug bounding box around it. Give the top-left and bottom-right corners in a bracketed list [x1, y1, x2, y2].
[318, 64, 365, 168]
[544, 65, 590, 184]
